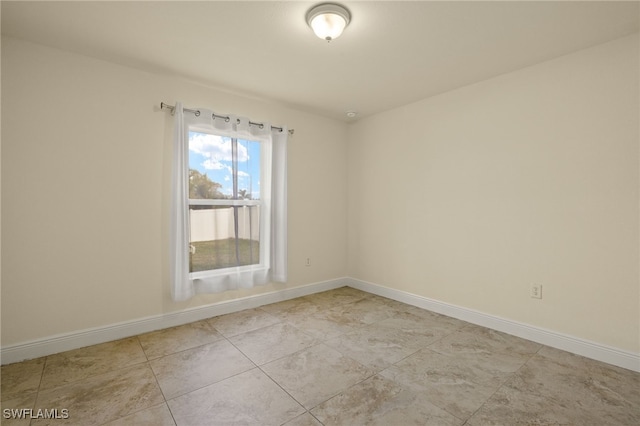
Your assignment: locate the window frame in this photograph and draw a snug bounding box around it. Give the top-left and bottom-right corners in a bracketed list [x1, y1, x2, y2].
[186, 128, 271, 281]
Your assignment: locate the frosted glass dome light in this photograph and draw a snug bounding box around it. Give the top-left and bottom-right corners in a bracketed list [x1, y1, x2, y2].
[306, 3, 351, 42]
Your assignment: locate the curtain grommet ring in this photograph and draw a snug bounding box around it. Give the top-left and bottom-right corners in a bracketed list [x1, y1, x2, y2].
[195, 110, 201, 117]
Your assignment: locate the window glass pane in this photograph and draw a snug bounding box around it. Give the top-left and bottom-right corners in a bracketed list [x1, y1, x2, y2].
[236, 139, 261, 200]
[188, 132, 261, 201]
[188, 131, 231, 199]
[189, 205, 261, 272]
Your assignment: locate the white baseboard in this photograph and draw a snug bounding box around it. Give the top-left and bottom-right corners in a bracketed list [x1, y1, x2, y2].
[346, 278, 640, 373]
[4, 277, 638, 373]
[0, 278, 347, 365]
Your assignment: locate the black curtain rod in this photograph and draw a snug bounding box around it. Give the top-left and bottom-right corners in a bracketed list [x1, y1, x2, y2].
[160, 102, 294, 135]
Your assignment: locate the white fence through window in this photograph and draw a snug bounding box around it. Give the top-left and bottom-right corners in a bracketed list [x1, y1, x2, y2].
[189, 206, 260, 242]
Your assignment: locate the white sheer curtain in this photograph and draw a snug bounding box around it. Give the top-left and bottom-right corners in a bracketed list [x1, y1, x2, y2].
[170, 102, 288, 301]
[170, 102, 192, 301]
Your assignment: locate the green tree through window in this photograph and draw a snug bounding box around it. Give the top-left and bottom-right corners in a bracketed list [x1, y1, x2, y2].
[189, 169, 224, 200]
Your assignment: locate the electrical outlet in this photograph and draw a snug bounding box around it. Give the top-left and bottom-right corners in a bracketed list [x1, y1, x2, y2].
[531, 284, 542, 299]
[305, 258, 311, 267]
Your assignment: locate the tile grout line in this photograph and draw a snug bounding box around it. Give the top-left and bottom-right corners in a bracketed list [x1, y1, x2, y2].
[261, 291, 459, 420]
[459, 342, 546, 424]
[256, 363, 309, 423]
[6, 287, 637, 425]
[251, 294, 381, 421]
[99, 335, 178, 426]
[28, 356, 48, 426]
[105, 325, 234, 424]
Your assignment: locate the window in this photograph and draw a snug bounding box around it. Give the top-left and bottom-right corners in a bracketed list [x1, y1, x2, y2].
[170, 103, 288, 301]
[188, 132, 264, 276]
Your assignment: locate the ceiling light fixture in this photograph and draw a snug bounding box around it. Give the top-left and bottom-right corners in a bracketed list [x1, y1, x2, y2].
[306, 3, 351, 42]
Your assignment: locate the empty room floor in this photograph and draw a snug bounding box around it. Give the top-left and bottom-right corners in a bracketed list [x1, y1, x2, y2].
[1, 287, 639, 425]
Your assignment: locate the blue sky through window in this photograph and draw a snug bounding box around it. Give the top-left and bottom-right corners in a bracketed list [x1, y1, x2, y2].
[188, 131, 261, 199]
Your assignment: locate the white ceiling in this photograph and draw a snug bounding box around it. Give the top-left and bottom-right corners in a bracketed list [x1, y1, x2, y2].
[2, 1, 638, 121]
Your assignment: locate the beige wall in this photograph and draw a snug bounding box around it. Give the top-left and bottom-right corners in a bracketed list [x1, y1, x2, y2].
[347, 34, 639, 353]
[1, 37, 348, 345]
[2, 33, 639, 356]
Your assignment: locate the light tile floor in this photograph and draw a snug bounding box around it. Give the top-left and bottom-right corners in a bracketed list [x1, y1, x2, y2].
[1, 287, 639, 425]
